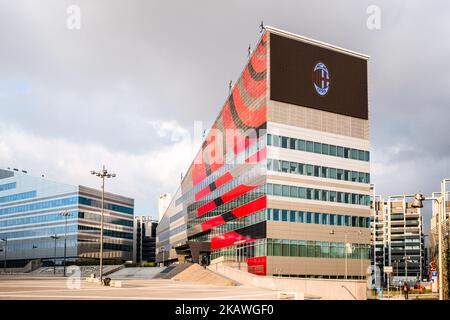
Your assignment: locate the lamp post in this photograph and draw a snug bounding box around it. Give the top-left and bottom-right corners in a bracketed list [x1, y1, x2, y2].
[1, 238, 7, 274]
[60, 211, 72, 277]
[91, 165, 116, 283]
[50, 235, 59, 275]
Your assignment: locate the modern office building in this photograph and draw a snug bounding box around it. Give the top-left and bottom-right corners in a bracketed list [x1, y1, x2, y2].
[133, 216, 158, 263]
[371, 195, 426, 285]
[156, 26, 371, 279]
[0, 168, 134, 267]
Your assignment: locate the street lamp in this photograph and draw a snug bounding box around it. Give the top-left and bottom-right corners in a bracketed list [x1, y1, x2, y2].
[50, 235, 59, 275]
[91, 165, 116, 284]
[60, 211, 72, 277]
[0, 238, 7, 274]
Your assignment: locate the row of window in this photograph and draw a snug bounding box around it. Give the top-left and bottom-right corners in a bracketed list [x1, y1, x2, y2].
[0, 224, 77, 240]
[267, 208, 371, 228]
[175, 135, 266, 206]
[0, 196, 78, 216]
[267, 159, 370, 184]
[211, 238, 370, 261]
[267, 134, 370, 162]
[0, 196, 134, 216]
[79, 197, 134, 215]
[0, 182, 16, 192]
[77, 225, 133, 240]
[77, 212, 133, 227]
[187, 164, 263, 213]
[188, 186, 265, 227]
[5, 238, 78, 253]
[0, 191, 35, 204]
[0, 211, 78, 228]
[266, 183, 371, 206]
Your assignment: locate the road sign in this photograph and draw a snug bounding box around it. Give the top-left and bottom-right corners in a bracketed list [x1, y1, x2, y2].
[384, 266, 393, 273]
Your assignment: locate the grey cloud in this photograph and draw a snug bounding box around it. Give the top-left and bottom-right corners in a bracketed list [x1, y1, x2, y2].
[0, 0, 449, 228]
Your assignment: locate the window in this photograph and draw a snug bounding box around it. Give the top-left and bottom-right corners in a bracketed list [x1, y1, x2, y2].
[282, 185, 289, 197]
[267, 159, 273, 171]
[306, 165, 314, 176]
[290, 211, 296, 222]
[314, 189, 320, 200]
[273, 209, 279, 221]
[290, 138, 296, 150]
[306, 141, 314, 152]
[337, 215, 343, 226]
[322, 144, 329, 155]
[344, 148, 350, 159]
[297, 140, 306, 151]
[281, 161, 289, 173]
[267, 134, 272, 146]
[299, 240, 307, 257]
[337, 169, 343, 180]
[272, 135, 280, 147]
[337, 146, 344, 157]
[282, 210, 288, 222]
[281, 137, 288, 148]
[321, 167, 328, 178]
[314, 142, 322, 154]
[358, 150, 365, 161]
[290, 240, 298, 256]
[290, 186, 298, 198]
[329, 145, 337, 156]
[329, 214, 336, 225]
[329, 168, 337, 179]
[266, 183, 273, 195]
[314, 213, 321, 224]
[329, 191, 337, 202]
[351, 149, 358, 160]
[306, 188, 312, 199]
[273, 240, 282, 256]
[351, 171, 358, 182]
[290, 162, 298, 174]
[314, 166, 321, 177]
[282, 240, 289, 256]
[274, 184, 282, 196]
[306, 212, 312, 224]
[297, 211, 304, 223]
[322, 213, 328, 225]
[298, 187, 306, 199]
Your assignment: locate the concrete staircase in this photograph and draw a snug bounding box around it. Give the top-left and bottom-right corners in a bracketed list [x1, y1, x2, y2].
[108, 267, 165, 279]
[153, 263, 193, 279]
[173, 263, 237, 286]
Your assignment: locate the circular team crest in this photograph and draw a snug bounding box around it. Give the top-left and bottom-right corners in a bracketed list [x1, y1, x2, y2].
[313, 62, 330, 96]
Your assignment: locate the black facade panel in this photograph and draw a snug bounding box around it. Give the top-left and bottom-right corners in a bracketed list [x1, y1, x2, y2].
[270, 33, 368, 120]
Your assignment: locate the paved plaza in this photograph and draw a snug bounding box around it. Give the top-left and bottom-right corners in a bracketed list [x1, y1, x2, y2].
[0, 276, 280, 300]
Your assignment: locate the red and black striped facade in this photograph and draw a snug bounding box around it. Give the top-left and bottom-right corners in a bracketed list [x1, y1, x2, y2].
[176, 33, 268, 268]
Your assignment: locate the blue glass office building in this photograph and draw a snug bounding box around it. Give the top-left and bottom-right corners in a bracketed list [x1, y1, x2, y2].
[0, 168, 134, 267]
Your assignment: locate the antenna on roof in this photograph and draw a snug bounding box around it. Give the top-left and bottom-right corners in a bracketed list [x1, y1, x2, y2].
[248, 44, 251, 57]
[259, 20, 265, 33]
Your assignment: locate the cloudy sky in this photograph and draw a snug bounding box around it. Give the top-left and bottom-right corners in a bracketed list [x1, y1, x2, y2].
[0, 1, 449, 231]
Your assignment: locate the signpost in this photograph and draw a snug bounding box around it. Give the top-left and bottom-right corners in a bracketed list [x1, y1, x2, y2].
[384, 266, 393, 300]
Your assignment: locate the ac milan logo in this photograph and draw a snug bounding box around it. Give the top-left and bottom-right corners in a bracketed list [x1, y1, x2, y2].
[313, 62, 330, 96]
